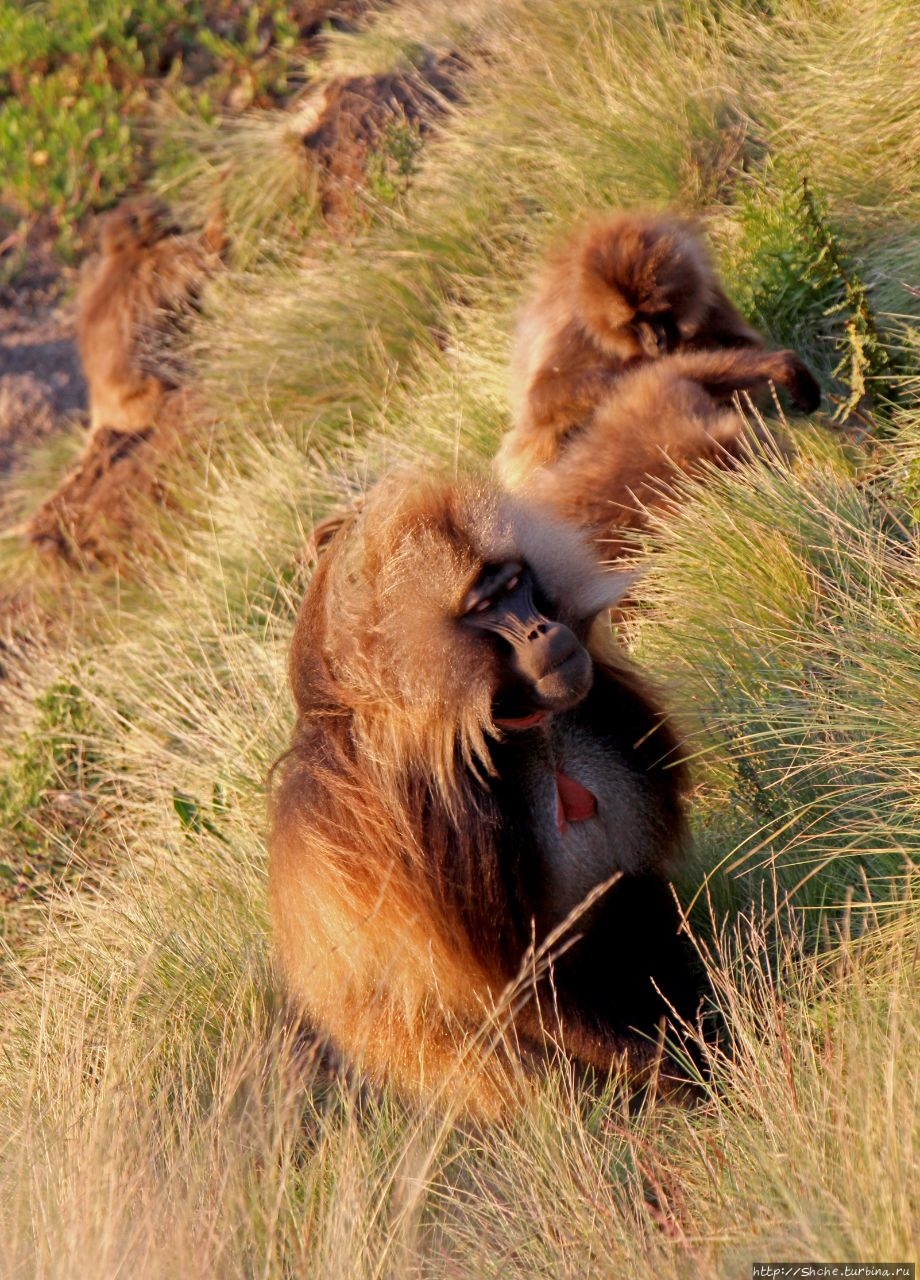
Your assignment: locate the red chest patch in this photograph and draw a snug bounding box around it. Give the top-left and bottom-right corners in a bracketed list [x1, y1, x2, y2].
[554, 768, 598, 833]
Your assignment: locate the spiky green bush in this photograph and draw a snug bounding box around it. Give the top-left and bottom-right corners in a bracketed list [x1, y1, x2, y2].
[0, 0, 305, 251]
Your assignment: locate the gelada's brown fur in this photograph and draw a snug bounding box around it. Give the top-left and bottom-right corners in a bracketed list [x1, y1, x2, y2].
[77, 196, 223, 436]
[269, 474, 693, 1114]
[520, 345, 822, 555]
[496, 210, 820, 489]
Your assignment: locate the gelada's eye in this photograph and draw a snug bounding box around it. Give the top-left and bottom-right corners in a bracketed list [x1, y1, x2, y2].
[475, 597, 493, 613]
[505, 575, 520, 593]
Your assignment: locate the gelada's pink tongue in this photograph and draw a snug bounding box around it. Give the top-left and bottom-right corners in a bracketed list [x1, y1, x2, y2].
[555, 768, 597, 833]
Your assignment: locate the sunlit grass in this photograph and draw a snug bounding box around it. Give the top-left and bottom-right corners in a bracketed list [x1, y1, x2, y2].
[2, 0, 920, 1273]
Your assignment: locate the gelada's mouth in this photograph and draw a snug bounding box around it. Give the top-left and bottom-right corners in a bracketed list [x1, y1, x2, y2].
[494, 649, 593, 728]
[532, 647, 593, 709]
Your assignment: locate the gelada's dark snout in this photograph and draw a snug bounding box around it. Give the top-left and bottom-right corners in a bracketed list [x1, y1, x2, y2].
[637, 314, 679, 358]
[514, 620, 593, 710]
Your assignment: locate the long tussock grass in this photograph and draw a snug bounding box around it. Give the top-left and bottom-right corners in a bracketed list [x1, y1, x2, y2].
[3, 0, 920, 1273]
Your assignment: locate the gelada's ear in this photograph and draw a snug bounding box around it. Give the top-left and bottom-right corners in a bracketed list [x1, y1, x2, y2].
[307, 510, 354, 559]
[597, 565, 642, 611]
[579, 565, 642, 622]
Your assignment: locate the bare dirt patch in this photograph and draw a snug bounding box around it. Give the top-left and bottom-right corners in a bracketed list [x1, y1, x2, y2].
[302, 53, 466, 227]
[0, 246, 87, 485]
[22, 397, 191, 568]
